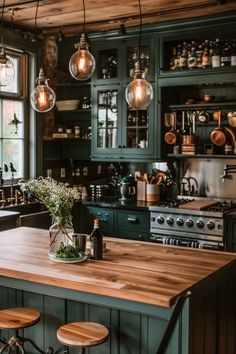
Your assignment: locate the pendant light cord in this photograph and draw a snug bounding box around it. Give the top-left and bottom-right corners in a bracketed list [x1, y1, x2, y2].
[34, 0, 39, 34]
[138, 0, 142, 65]
[82, 0, 85, 33]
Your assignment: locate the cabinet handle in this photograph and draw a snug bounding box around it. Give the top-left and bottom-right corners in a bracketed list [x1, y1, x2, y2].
[127, 217, 137, 223]
[138, 234, 143, 239]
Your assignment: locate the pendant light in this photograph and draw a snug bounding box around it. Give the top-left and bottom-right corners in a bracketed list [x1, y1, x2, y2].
[0, 0, 15, 87]
[30, 0, 56, 113]
[69, 0, 95, 81]
[125, 0, 153, 110]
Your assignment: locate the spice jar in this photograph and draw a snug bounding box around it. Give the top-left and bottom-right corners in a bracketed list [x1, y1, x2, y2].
[74, 125, 80, 138]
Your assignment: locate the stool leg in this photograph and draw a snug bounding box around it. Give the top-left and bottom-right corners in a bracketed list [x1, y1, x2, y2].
[79, 349, 85, 354]
[0, 333, 25, 354]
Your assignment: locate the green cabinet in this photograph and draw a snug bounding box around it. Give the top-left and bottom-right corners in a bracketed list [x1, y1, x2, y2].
[81, 204, 150, 241]
[115, 209, 150, 241]
[83, 206, 115, 236]
[91, 36, 159, 161]
[225, 211, 236, 252]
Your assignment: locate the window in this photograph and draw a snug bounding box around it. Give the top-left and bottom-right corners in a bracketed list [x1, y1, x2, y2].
[0, 49, 28, 180]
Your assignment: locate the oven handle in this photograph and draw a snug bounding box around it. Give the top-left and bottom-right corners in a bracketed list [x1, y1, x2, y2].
[150, 234, 223, 250]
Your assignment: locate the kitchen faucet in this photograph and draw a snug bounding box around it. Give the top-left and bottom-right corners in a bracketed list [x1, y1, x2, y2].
[180, 177, 191, 196]
[220, 164, 236, 182]
[188, 177, 198, 196]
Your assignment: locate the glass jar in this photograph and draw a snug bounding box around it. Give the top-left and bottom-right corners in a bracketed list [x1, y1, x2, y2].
[49, 218, 74, 256]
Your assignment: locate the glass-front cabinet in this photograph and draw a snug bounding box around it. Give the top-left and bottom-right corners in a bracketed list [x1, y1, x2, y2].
[97, 88, 118, 149]
[91, 84, 155, 161]
[91, 36, 158, 161]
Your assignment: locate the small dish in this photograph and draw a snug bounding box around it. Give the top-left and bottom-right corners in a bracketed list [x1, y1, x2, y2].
[49, 252, 88, 263]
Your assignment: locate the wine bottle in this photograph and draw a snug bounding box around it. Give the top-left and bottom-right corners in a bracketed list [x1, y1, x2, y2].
[212, 38, 221, 68]
[90, 218, 103, 260]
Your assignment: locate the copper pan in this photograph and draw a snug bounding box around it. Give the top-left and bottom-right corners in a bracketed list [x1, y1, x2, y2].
[164, 112, 178, 145]
[210, 111, 228, 146]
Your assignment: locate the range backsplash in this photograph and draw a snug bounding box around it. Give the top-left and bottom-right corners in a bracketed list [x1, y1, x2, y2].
[182, 158, 236, 199]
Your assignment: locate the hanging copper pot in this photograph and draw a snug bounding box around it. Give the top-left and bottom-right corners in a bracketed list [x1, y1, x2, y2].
[164, 112, 178, 145]
[210, 111, 229, 146]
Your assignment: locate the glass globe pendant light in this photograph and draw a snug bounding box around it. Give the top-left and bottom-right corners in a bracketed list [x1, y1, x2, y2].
[0, 0, 15, 87]
[30, 67, 56, 113]
[30, 0, 56, 113]
[125, 0, 153, 110]
[126, 61, 153, 110]
[69, 0, 95, 81]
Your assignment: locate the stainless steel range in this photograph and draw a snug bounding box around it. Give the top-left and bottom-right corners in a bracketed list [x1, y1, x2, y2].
[149, 198, 236, 250]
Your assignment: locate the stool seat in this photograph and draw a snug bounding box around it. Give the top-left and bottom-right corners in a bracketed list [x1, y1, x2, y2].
[57, 322, 109, 348]
[0, 307, 40, 330]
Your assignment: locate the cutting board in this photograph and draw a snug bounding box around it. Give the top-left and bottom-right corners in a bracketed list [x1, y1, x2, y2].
[179, 199, 218, 210]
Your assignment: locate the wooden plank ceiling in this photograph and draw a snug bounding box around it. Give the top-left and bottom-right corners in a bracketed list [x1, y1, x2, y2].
[1, 0, 236, 37]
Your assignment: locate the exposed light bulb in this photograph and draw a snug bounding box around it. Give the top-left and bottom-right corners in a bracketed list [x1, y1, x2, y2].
[30, 67, 56, 113]
[125, 62, 153, 110]
[69, 33, 95, 81]
[0, 47, 15, 87]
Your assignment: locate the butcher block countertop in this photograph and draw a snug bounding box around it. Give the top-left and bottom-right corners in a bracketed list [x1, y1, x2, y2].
[0, 227, 236, 308]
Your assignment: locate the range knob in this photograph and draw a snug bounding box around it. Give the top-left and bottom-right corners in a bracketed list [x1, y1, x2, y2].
[196, 220, 204, 229]
[207, 221, 215, 230]
[166, 217, 174, 226]
[157, 216, 165, 224]
[186, 219, 194, 228]
[176, 218, 184, 226]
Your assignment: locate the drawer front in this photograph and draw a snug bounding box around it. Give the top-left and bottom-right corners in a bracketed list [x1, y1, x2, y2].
[115, 228, 150, 241]
[86, 207, 114, 236]
[116, 210, 150, 231]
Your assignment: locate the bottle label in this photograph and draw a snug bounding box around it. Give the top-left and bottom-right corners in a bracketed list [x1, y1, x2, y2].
[212, 55, 221, 68]
[179, 57, 187, 68]
[221, 56, 231, 66]
[174, 58, 180, 69]
[231, 55, 236, 66]
[202, 56, 210, 67]
[188, 57, 197, 68]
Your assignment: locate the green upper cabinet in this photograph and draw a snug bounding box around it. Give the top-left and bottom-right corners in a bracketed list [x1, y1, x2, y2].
[91, 36, 160, 161]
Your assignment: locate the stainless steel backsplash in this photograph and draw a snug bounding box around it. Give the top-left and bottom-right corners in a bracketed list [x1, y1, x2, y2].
[182, 158, 236, 199]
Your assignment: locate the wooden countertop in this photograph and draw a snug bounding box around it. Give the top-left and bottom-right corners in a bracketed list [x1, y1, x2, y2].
[0, 227, 236, 308]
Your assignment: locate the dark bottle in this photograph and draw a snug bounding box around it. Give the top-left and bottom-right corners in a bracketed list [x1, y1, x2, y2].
[174, 44, 182, 70]
[202, 40, 210, 68]
[209, 40, 214, 67]
[196, 44, 203, 69]
[169, 46, 177, 70]
[221, 41, 231, 67]
[179, 42, 188, 70]
[231, 41, 236, 66]
[188, 41, 197, 69]
[212, 38, 221, 68]
[90, 218, 103, 260]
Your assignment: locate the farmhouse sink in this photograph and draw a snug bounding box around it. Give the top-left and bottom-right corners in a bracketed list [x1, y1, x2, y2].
[3, 202, 51, 229]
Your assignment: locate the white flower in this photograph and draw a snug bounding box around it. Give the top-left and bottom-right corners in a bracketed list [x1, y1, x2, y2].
[21, 177, 78, 222]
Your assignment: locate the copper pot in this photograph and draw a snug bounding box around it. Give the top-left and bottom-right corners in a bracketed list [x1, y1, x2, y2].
[182, 134, 198, 145]
[211, 111, 229, 146]
[164, 112, 178, 145]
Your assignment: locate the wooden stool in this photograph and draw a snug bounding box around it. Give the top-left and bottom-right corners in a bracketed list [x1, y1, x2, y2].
[57, 322, 109, 354]
[0, 307, 48, 354]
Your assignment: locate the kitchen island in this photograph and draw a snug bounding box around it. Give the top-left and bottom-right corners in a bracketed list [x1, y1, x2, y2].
[0, 227, 236, 354]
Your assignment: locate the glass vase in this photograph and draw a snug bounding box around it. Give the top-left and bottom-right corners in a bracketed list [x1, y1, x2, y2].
[49, 218, 74, 256]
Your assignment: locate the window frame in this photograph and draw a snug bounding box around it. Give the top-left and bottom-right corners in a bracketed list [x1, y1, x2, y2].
[0, 48, 30, 185]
